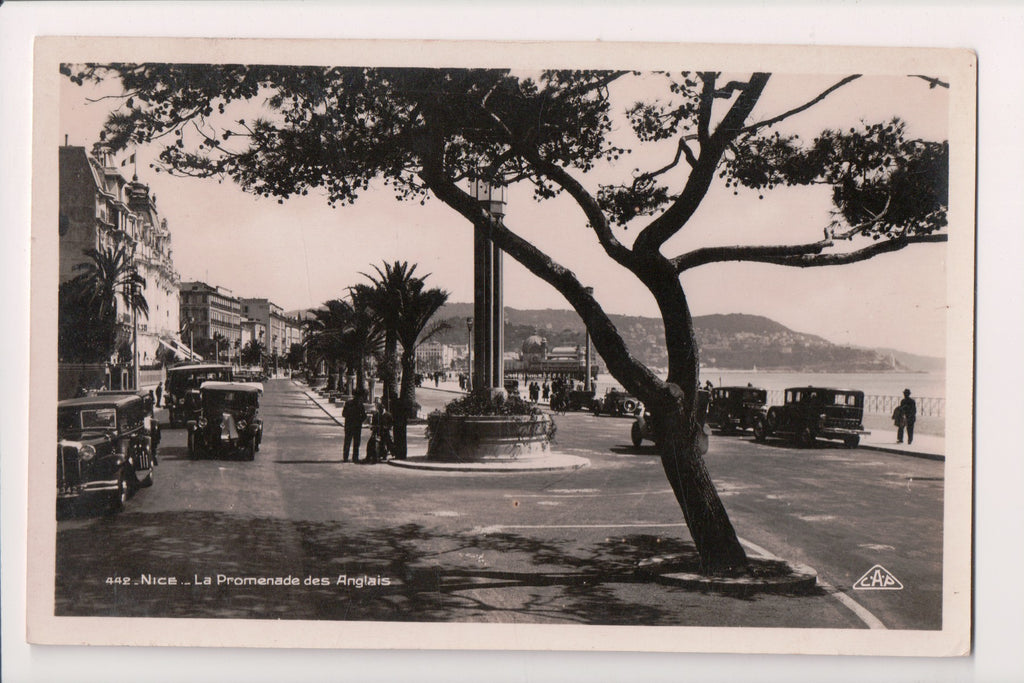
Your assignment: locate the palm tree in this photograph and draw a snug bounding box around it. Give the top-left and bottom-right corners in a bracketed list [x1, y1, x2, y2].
[241, 339, 265, 366]
[303, 298, 381, 392]
[358, 261, 449, 458]
[59, 242, 148, 364]
[73, 242, 149, 323]
[355, 261, 418, 411]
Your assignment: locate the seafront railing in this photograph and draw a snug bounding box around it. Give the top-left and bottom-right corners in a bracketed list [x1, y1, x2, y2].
[764, 390, 945, 419]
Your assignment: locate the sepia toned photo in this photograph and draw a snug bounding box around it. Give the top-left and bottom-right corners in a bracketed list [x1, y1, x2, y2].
[27, 37, 975, 655]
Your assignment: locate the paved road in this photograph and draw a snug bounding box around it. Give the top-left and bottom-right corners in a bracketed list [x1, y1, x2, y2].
[55, 379, 943, 630]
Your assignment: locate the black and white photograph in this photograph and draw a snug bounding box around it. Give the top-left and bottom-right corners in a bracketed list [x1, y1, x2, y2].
[24, 35, 974, 657]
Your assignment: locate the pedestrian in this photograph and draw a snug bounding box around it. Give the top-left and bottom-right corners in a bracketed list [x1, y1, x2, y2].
[895, 388, 917, 444]
[155, 381, 163, 407]
[342, 390, 367, 463]
[368, 398, 396, 462]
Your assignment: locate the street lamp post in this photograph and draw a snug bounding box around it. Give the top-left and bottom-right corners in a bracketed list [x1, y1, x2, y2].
[470, 179, 507, 391]
[465, 317, 474, 392]
[584, 286, 593, 393]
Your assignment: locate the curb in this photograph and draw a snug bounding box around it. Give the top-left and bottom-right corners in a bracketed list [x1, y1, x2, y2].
[859, 444, 944, 461]
[637, 554, 819, 596]
[387, 453, 591, 473]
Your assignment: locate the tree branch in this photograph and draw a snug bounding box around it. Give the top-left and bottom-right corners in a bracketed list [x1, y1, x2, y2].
[633, 74, 770, 254]
[475, 86, 636, 270]
[418, 141, 660, 394]
[911, 75, 950, 89]
[737, 75, 861, 135]
[674, 233, 946, 271]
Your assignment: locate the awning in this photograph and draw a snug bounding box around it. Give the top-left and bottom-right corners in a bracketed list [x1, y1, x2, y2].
[158, 337, 203, 362]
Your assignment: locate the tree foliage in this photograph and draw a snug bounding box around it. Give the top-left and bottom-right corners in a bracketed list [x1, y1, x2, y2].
[58, 243, 148, 363]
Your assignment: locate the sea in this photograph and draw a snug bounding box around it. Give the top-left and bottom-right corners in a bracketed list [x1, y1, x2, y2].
[592, 369, 946, 401]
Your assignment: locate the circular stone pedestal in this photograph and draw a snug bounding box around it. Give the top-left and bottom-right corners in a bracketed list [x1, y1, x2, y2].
[427, 414, 554, 463]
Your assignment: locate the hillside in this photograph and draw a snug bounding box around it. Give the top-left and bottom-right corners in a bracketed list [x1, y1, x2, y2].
[426, 304, 939, 373]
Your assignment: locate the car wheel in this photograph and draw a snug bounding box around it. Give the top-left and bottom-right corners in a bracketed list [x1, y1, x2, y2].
[753, 416, 767, 443]
[591, 402, 601, 416]
[109, 468, 129, 513]
[187, 432, 196, 459]
[245, 437, 256, 461]
[844, 435, 860, 449]
[798, 427, 816, 448]
[631, 422, 643, 448]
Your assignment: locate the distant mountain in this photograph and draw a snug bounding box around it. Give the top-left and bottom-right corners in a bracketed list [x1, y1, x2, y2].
[427, 304, 942, 373]
[289, 303, 941, 373]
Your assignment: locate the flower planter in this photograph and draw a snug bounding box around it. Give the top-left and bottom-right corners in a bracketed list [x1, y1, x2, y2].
[427, 414, 554, 462]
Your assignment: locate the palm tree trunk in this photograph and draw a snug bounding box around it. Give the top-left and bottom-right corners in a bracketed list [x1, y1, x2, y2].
[394, 352, 418, 459]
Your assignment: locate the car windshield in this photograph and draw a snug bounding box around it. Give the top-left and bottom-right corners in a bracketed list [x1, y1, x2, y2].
[203, 391, 255, 412]
[743, 390, 765, 402]
[76, 408, 116, 430]
[170, 369, 232, 391]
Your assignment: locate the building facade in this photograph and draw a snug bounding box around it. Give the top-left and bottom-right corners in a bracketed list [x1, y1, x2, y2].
[241, 298, 304, 362]
[415, 341, 457, 373]
[180, 282, 242, 362]
[59, 144, 184, 371]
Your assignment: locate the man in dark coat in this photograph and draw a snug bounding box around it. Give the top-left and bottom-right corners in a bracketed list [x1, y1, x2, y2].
[342, 391, 367, 463]
[896, 388, 917, 444]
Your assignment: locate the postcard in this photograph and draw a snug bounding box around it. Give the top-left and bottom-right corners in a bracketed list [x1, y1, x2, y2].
[27, 36, 975, 655]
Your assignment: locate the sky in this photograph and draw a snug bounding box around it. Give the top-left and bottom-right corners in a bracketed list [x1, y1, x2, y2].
[59, 69, 951, 358]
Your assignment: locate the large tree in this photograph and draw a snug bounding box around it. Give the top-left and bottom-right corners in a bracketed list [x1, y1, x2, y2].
[67, 64, 948, 575]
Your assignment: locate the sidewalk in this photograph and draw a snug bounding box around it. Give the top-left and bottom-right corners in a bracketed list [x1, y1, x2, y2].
[859, 431, 945, 461]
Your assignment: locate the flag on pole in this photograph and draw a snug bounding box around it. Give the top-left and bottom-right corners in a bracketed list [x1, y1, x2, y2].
[120, 152, 136, 167]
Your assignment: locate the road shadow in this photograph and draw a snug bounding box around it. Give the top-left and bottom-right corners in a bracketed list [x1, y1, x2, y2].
[55, 512, 825, 624]
[608, 445, 661, 456]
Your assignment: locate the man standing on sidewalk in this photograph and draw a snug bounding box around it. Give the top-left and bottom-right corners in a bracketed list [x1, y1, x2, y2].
[897, 388, 917, 444]
[342, 390, 367, 463]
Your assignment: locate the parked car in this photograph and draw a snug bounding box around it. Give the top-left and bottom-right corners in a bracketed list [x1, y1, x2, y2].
[550, 386, 596, 412]
[593, 388, 640, 417]
[707, 386, 768, 433]
[57, 393, 158, 513]
[753, 386, 869, 448]
[165, 363, 233, 426]
[632, 389, 710, 448]
[186, 381, 263, 459]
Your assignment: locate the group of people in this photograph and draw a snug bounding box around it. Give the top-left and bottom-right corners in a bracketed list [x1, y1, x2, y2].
[341, 391, 394, 464]
[525, 381, 551, 403]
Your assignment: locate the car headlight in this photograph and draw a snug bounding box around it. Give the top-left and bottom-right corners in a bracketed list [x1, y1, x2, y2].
[198, 417, 208, 428]
[237, 420, 247, 431]
[79, 444, 96, 462]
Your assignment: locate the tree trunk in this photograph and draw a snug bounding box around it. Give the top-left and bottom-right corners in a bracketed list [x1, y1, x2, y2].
[654, 388, 749, 575]
[394, 352, 417, 459]
[647, 268, 749, 575]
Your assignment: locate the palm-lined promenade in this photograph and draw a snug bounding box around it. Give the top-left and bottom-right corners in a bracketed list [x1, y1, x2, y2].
[55, 378, 943, 630]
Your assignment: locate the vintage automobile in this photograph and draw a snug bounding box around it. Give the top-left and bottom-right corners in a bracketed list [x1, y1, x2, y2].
[549, 385, 596, 412]
[165, 363, 233, 426]
[632, 389, 710, 448]
[57, 393, 158, 512]
[592, 388, 640, 417]
[706, 386, 768, 434]
[753, 386, 869, 448]
[186, 381, 263, 459]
